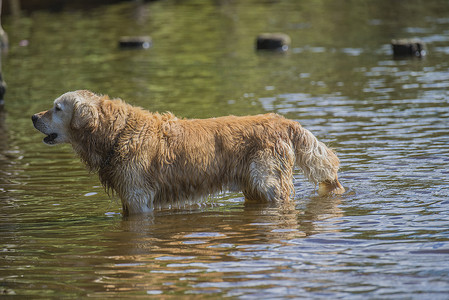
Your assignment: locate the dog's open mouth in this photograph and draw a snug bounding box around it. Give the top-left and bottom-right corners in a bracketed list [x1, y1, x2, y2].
[43, 133, 58, 144]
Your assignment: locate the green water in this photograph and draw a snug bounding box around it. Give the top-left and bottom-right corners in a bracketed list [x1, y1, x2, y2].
[1, 0, 449, 298]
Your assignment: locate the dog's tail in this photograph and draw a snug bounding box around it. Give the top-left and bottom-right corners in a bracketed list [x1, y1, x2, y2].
[290, 123, 345, 195]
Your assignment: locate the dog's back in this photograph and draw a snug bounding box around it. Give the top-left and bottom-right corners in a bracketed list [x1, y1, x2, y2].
[147, 113, 298, 207]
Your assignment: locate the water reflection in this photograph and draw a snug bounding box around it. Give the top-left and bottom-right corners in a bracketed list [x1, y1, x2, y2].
[0, 110, 20, 214]
[0, 109, 8, 189]
[118, 196, 343, 243]
[0, 198, 344, 297]
[90, 199, 344, 296]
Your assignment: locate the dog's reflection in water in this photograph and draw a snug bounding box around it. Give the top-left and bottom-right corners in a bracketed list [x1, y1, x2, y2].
[111, 195, 344, 256]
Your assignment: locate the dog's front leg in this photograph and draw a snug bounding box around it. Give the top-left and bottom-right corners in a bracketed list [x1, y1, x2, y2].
[120, 188, 155, 215]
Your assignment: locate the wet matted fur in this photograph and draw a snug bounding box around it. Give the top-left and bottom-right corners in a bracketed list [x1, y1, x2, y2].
[32, 90, 345, 215]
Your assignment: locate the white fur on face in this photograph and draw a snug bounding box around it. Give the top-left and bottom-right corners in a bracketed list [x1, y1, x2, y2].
[32, 92, 79, 145]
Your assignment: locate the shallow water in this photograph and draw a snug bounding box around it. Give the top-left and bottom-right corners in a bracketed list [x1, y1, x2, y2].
[1, 0, 449, 298]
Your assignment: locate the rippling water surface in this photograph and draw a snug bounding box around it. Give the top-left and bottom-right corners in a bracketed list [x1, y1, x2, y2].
[1, 0, 449, 298]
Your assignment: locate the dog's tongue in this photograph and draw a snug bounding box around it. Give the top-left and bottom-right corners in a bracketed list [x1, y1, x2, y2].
[44, 133, 58, 144]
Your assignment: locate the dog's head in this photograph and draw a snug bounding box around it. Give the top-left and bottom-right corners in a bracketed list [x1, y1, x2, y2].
[32, 90, 99, 145]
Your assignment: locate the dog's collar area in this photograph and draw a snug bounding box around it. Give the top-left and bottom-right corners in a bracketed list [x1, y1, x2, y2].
[44, 133, 58, 144]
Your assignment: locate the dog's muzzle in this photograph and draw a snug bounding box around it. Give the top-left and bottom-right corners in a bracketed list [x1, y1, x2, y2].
[32, 113, 59, 145]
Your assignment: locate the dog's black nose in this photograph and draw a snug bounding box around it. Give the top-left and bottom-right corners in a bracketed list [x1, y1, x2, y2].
[31, 114, 38, 123]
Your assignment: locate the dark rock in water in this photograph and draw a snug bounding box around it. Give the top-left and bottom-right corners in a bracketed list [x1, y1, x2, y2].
[256, 33, 291, 52]
[391, 39, 426, 57]
[119, 36, 152, 49]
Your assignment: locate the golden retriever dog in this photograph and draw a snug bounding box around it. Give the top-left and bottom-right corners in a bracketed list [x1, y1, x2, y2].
[32, 90, 344, 215]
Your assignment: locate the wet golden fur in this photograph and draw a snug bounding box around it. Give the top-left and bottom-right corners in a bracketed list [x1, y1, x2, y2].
[32, 90, 344, 215]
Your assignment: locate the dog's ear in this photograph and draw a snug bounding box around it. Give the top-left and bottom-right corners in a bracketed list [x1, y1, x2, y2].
[71, 101, 99, 130]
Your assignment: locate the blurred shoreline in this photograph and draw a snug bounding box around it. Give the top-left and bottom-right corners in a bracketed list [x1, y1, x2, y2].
[3, 0, 155, 14]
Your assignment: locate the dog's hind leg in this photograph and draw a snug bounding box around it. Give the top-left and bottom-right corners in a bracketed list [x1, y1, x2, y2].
[242, 147, 295, 203]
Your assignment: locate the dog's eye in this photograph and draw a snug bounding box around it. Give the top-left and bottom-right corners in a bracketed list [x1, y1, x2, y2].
[55, 105, 62, 112]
